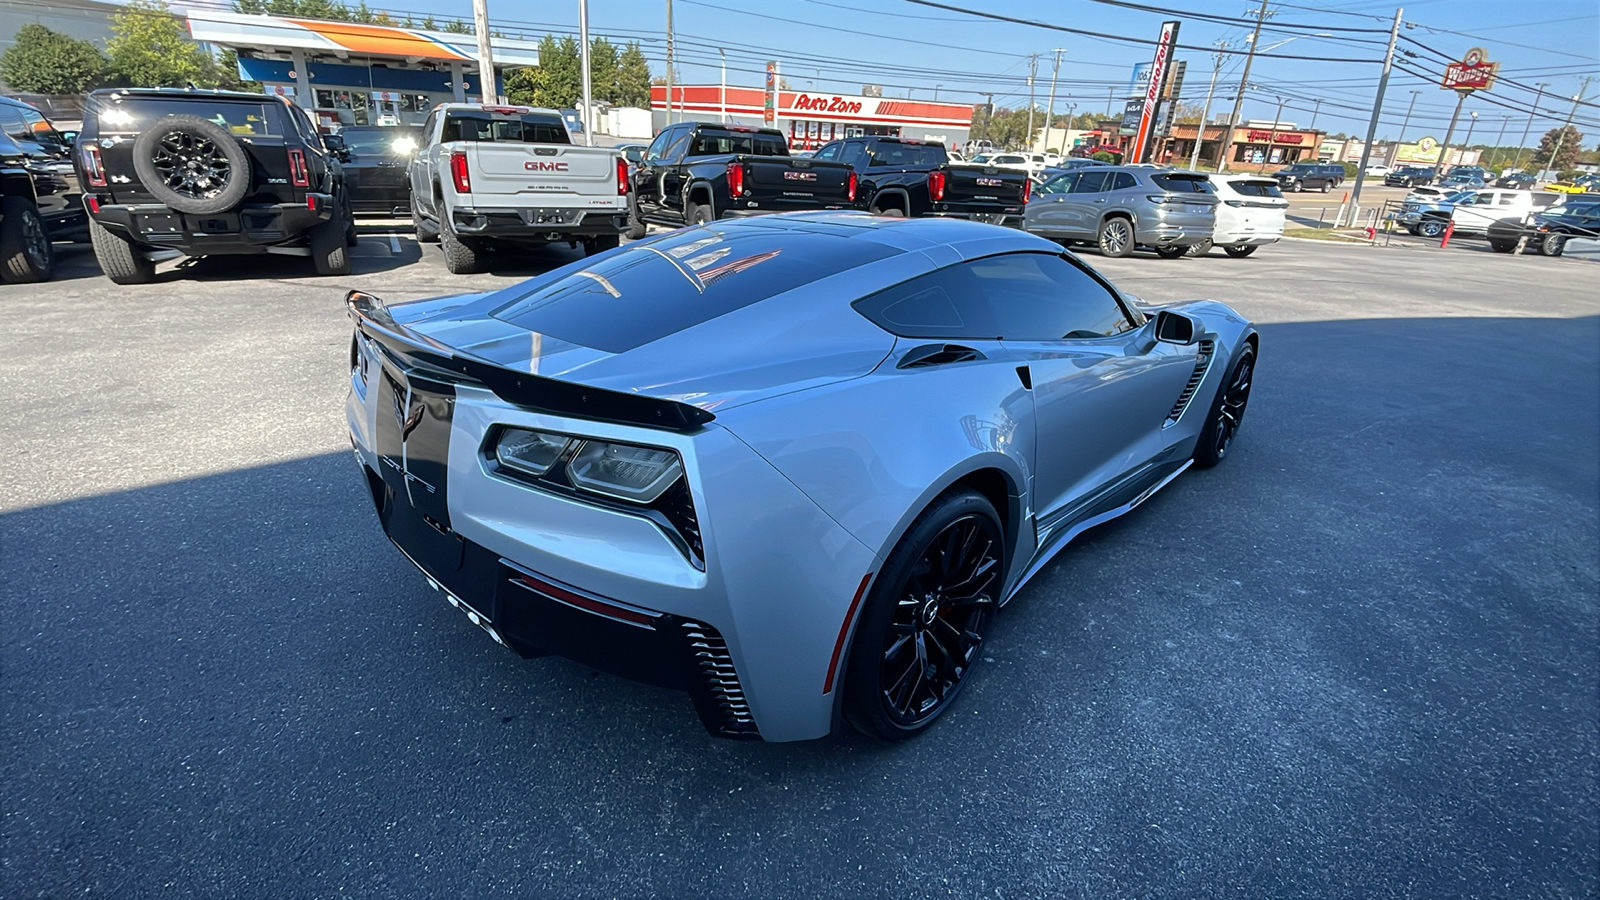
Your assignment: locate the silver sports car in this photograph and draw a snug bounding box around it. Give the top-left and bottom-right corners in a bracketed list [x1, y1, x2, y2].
[345, 212, 1257, 742]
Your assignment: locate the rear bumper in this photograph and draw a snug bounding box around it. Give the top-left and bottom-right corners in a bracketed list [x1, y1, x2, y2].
[1214, 231, 1281, 247]
[1136, 221, 1214, 246]
[451, 205, 628, 239]
[89, 198, 334, 251]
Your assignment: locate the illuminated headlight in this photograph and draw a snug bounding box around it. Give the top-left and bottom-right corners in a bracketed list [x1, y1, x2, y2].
[495, 429, 573, 477]
[567, 441, 684, 504]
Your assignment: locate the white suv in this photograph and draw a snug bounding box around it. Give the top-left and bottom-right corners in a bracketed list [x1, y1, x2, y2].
[1190, 175, 1287, 258]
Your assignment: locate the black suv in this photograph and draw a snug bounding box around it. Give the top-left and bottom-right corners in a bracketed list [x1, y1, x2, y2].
[1385, 166, 1437, 188]
[74, 88, 355, 284]
[0, 147, 54, 283]
[1, 96, 87, 253]
[1273, 162, 1343, 192]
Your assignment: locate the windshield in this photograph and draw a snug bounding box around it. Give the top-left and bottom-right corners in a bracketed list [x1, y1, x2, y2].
[1443, 190, 1474, 203]
[1151, 173, 1215, 194]
[341, 126, 422, 156]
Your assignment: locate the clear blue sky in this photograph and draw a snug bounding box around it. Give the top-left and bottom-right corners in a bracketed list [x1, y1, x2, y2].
[200, 0, 1600, 144]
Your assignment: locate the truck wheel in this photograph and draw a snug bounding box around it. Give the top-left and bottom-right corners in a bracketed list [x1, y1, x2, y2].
[1417, 219, 1446, 239]
[132, 115, 252, 215]
[625, 196, 648, 240]
[308, 215, 350, 276]
[410, 193, 440, 243]
[441, 219, 482, 274]
[687, 203, 713, 226]
[583, 234, 620, 256]
[1223, 245, 1257, 258]
[1, 196, 54, 284]
[87, 216, 154, 284]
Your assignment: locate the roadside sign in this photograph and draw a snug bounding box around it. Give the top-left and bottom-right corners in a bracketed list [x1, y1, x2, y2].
[1441, 47, 1498, 92]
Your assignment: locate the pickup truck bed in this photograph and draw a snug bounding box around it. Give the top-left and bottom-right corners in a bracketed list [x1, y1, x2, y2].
[813, 136, 1031, 225]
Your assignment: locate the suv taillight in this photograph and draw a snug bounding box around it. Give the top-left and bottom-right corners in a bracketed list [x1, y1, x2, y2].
[928, 170, 946, 202]
[450, 151, 471, 194]
[1021, 177, 1031, 204]
[847, 170, 858, 203]
[727, 161, 746, 198]
[616, 155, 629, 195]
[287, 148, 310, 187]
[82, 145, 106, 187]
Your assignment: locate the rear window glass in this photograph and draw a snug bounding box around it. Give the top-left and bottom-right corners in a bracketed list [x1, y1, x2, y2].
[442, 112, 568, 144]
[341, 127, 422, 155]
[868, 143, 946, 167]
[491, 226, 897, 353]
[1151, 173, 1216, 194]
[1228, 180, 1284, 198]
[94, 99, 276, 135]
[689, 131, 788, 156]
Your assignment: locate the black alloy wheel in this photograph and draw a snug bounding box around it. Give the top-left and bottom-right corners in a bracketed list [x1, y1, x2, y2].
[151, 133, 233, 202]
[844, 489, 1003, 739]
[0, 196, 54, 283]
[1194, 343, 1254, 468]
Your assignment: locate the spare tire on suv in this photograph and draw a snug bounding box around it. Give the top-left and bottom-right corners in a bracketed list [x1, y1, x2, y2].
[131, 115, 252, 215]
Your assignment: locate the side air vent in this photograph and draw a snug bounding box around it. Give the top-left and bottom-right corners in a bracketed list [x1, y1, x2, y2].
[1166, 339, 1216, 426]
[682, 621, 761, 740]
[897, 343, 987, 369]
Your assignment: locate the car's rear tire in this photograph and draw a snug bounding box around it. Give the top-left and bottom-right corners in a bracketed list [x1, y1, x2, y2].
[625, 196, 649, 239]
[843, 487, 1003, 741]
[1154, 245, 1186, 259]
[1193, 342, 1255, 468]
[1292, 179, 1304, 192]
[1489, 239, 1517, 253]
[1185, 239, 1213, 257]
[308, 212, 351, 276]
[411, 193, 440, 243]
[583, 233, 620, 256]
[1417, 219, 1446, 239]
[131, 115, 252, 215]
[871, 204, 905, 217]
[686, 202, 713, 226]
[1541, 233, 1566, 257]
[1320, 181, 1331, 193]
[1097, 216, 1134, 258]
[1223, 244, 1257, 258]
[1, 197, 54, 284]
[87, 215, 154, 284]
[440, 217, 482, 274]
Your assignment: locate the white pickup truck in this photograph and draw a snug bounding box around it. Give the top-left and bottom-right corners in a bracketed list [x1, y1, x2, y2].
[407, 103, 629, 274]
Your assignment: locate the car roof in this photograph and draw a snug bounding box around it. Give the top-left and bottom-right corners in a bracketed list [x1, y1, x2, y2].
[88, 87, 286, 103]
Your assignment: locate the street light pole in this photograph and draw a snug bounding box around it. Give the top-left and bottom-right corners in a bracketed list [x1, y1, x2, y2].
[1026, 54, 1038, 151]
[1461, 110, 1478, 165]
[1258, 94, 1286, 173]
[1187, 39, 1227, 171]
[664, 0, 675, 125]
[578, 0, 593, 145]
[1493, 115, 1510, 170]
[1512, 83, 1548, 172]
[1310, 98, 1322, 131]
[1043, 49, 1063, 155]
[1216, 0, 1271, 172]
[1398, 90, 1420, 143]
[472, 0, 495, 103]
[719, 48, 727, 124]
[934, 84, 942, 101]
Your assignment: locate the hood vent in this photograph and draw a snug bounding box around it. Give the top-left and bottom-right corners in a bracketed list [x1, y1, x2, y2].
[1166, 339, 1215, 426]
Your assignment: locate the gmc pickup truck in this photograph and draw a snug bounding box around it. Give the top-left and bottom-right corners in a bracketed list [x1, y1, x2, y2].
[625, 122, 855, 236]
[408, 103, 628, 274]
[813, 136, 1031, 225]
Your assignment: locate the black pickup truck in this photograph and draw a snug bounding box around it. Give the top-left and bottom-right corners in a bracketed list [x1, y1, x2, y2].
[626, 122, 855, 236]
[813, 136, 1031, 224]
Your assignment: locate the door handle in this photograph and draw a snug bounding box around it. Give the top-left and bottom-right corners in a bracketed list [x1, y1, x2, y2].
[1094, 198, 1107, 203]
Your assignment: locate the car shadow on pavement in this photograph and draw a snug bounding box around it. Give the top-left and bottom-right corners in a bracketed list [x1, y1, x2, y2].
[3, 314, 1595, 897]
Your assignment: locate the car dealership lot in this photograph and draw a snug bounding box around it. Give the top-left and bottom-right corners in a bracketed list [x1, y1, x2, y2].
[4, 233, 1595, 897]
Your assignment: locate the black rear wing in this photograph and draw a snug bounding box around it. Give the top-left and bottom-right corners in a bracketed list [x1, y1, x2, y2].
[347, 291, 715, 433]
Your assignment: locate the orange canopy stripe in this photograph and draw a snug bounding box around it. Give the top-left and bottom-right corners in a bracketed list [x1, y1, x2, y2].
[285, 18, 470, 61]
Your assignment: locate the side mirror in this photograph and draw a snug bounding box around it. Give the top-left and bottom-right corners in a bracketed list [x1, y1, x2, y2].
[1154, 309, 1200, 345]
[321, 133, 351, 161]
[57, 131, 78, 145]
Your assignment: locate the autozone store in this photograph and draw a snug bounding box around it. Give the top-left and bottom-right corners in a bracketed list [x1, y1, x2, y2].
[651, 86, 973, 150]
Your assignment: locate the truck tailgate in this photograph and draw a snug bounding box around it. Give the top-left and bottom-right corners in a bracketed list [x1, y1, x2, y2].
[457, 143, 621, 206]
[944, 165, 1030, 208]
[742, 156, 853, 211]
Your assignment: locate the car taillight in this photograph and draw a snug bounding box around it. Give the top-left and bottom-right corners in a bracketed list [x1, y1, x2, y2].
[82, 145, 106, 187]
[847, 170, 858, 203]
[450, 151, 471, 194]
[928, 170, 946, 202]
[287, 148, 310, 187]
[86, 195, 101, 213]
[1021, 177, 1031, 203]
[727, 161, 745, 198]
[616, 155, 629, 195]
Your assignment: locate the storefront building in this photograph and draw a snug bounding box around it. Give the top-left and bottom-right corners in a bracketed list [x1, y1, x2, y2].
[185, 10, 539, 130]
[651, 85, 973, 150]
[1165, 121, 1326, 169]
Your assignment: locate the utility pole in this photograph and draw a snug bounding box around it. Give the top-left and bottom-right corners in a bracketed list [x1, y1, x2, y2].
[1512, 83, 1548, 172]
[1216, 0, 1270, 172]
[1339, 6, 1402, 228]
[472, 0, 495, 103]
[1106, 85, 1114, 118]
[1434, 89, 1468, 173]
[1493, 115, 1509, 169]
[578, 0, 593, 145]
[1310, 98, 1322, 131]
[981, 92, 995, 144]
[1026, 54, 1039, 151]
[1044, 49, 1063, 154]
[719, 48, 727, 123]
[1258, 95, 1286, 172]
[1397, 90, 1420, 143]
[1461, 110, 1478, 163]
[934, 84, 942, 101]
[1188, 39, 1227, 170]
[664, 0, 675, 125]
[1543, 78, 1592, 177]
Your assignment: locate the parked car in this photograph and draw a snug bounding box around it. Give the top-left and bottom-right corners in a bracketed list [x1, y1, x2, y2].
[1545, 173, 1600, 195]
[1024, 166, 1217, 258]
[971, 153, 1033, 174]
[344, 212, 1259, 741]
[1188, 175, 1286, 258]
[335, 125, 421, 216]
[1446, 188, 1559, 237]
[1488, 200, 1600, 256]
[74, 88, 355, 284]
[0, 149, 54, 282]
[1397, 189, 1473, 237]
[1494, 171, 1537, 189]
[627, 122, 855, 235]
[618, 143, 648, 166]
[1272, 162, 1344, 193]
[0, 95, 87, 245]
[1385, 166, 1437, 188]
[1364, 164, 1392, 177]
[408, 103, 628, 273]
[813, 135, 1030, 224]
[1038, 158, 1112, 180]
[1437, 171, 1487, 191]
[1448, 165, 1489, 181]
[1402, 185, 1454, 204]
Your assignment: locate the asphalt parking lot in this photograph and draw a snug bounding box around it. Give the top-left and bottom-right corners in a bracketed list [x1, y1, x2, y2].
[3, 226, 1595, 898]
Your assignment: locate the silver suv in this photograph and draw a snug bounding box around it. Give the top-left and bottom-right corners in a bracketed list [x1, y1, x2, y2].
[1023, 166, 1218, 258]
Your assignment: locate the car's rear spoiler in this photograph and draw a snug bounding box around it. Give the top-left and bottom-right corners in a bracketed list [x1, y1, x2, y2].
[346, 291, 715, 433]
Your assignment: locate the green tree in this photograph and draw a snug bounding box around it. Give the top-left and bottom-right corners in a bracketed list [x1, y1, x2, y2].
[0, 24, 107, 94]
[588, 36, 619, 104]
[107, 0, 214, 88]
[420, 16, 437, 30]
[1531, 124, 1583, 170]
[444, 19, 472, 34]
[518, 34, 581, 108]
[615, 40, 651, 107]
[503, 66, 538, 106]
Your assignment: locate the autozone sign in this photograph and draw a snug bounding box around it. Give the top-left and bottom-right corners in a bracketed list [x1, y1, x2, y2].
[792, 94, 865, 114]
[524, 161, 570, 171]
